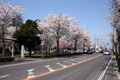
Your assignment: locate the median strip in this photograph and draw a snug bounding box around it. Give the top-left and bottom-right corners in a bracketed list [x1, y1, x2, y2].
[24, 54, 103, 80]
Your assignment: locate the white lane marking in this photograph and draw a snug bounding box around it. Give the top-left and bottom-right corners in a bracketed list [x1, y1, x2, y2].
[70, 59, 79, 62]
[27, 69, 35, 78]
[97, 58, 112, 80]
[56, 63, 67, 67]
[64, 61, 75, 64]
[0, 74, 10, 78]
[74, 58, 82, 61]
[74, 58, 79, 60]
[45, 65, 54, 72]
[27, 69, 35, 72]
[117, 74, 120, 80]
[0, 58, 58, 69]
[76, 58, 81, 60]
[70, 59, 74, 61]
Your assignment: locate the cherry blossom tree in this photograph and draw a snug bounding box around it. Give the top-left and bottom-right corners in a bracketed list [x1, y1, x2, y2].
[68, 21, 84, 53]
[12, 14, 23, 30]
[36, 20, 55, 53]
[109, 1, 120, 71]
[59, 36, 68, 49]
[109, 32, 118, 52]
[37, 13, 92, 54]
[7, 26, 16, 39]
[83, 31, 91, 51]
[43, 14, 73, 55]
[0, 1, 23, 57]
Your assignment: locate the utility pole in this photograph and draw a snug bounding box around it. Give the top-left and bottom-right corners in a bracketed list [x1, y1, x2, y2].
[94, 34, 96, 52]
[97, 38, 99, 47]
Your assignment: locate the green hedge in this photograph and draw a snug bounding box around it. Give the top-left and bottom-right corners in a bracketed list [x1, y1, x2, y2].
[55, 52, 82, 57]
[114, 52, 120, 72]
[28, 52, 83, 58]
[114, 52, 120, 59]
[0, 57, 15, 62]
[43, 53, 57, 58]
[42, 53, 82, 58]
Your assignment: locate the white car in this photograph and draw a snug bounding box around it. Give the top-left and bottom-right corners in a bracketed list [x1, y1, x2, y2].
[95, 50, 99, 53]
[103, 51, 109, 55]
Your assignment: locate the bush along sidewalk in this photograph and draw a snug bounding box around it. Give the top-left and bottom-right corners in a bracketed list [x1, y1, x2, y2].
[0, 57, 15, 62]
[114, 52, 120, 72]
[25, 52, 83, 58]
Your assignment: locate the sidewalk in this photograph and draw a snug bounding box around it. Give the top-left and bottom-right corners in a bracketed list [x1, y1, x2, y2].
[103, 57, 119, 80]
[0, 57, 41, 66]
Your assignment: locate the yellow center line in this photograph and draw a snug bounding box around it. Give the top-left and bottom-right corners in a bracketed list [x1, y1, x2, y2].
[24, 54, 103, 80]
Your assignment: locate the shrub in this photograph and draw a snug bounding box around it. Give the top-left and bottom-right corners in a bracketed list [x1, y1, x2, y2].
[0, 57, 15, 62]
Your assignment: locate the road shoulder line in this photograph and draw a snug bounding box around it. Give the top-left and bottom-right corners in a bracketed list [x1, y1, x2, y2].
[97, 56, 112, 80]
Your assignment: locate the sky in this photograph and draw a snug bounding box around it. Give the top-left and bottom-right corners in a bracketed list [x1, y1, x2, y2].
[4, 0, 112, 46]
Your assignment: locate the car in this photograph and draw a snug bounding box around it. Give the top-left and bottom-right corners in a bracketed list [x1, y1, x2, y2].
[103, 51, 110, 55]
[50, 49, 56, 53]
[88, 50, 94, 54]
[76, 50, 80, 53]
[95, 50, 99, 53]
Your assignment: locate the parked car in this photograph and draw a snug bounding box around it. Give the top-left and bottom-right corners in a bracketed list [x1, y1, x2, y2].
[95, 50, 99, 53]
[76, 50, 80, 53]
[88, 50, 94, 54]
[103, 51, 110, 55]
[50, 49, 56, 53]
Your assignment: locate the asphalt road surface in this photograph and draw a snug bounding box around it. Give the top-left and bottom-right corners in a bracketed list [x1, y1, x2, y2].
[0, 53, 111, 80]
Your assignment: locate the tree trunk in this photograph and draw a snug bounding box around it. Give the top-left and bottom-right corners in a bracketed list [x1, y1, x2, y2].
[2, 38, 5, 57]
[74, 40, 77, 53]
[29, 48, 32, 57]
[114, 42, 117, 53]
[57, 40, 59, 55]
[117, 28, 120, 55]
[48, 46, 50, 53]
[46, 45, 48, 54]
[1, 24, 5, 57]
[115, 28, 120, 72]
[118, 34, 120, 56]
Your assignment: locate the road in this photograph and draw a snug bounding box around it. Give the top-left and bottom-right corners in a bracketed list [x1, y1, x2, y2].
[0, 53, 111, 80]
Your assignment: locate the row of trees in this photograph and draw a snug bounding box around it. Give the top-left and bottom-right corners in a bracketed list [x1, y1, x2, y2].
[109, 0, 120, 55]
[109, 0, 120, 71]
[13, 14, 92, 57]
[0, 1, 92, 57]
[36, 14, 92, 55]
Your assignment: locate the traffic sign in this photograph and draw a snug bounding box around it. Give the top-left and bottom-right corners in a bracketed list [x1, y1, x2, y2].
[41, 40, 44, 45]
